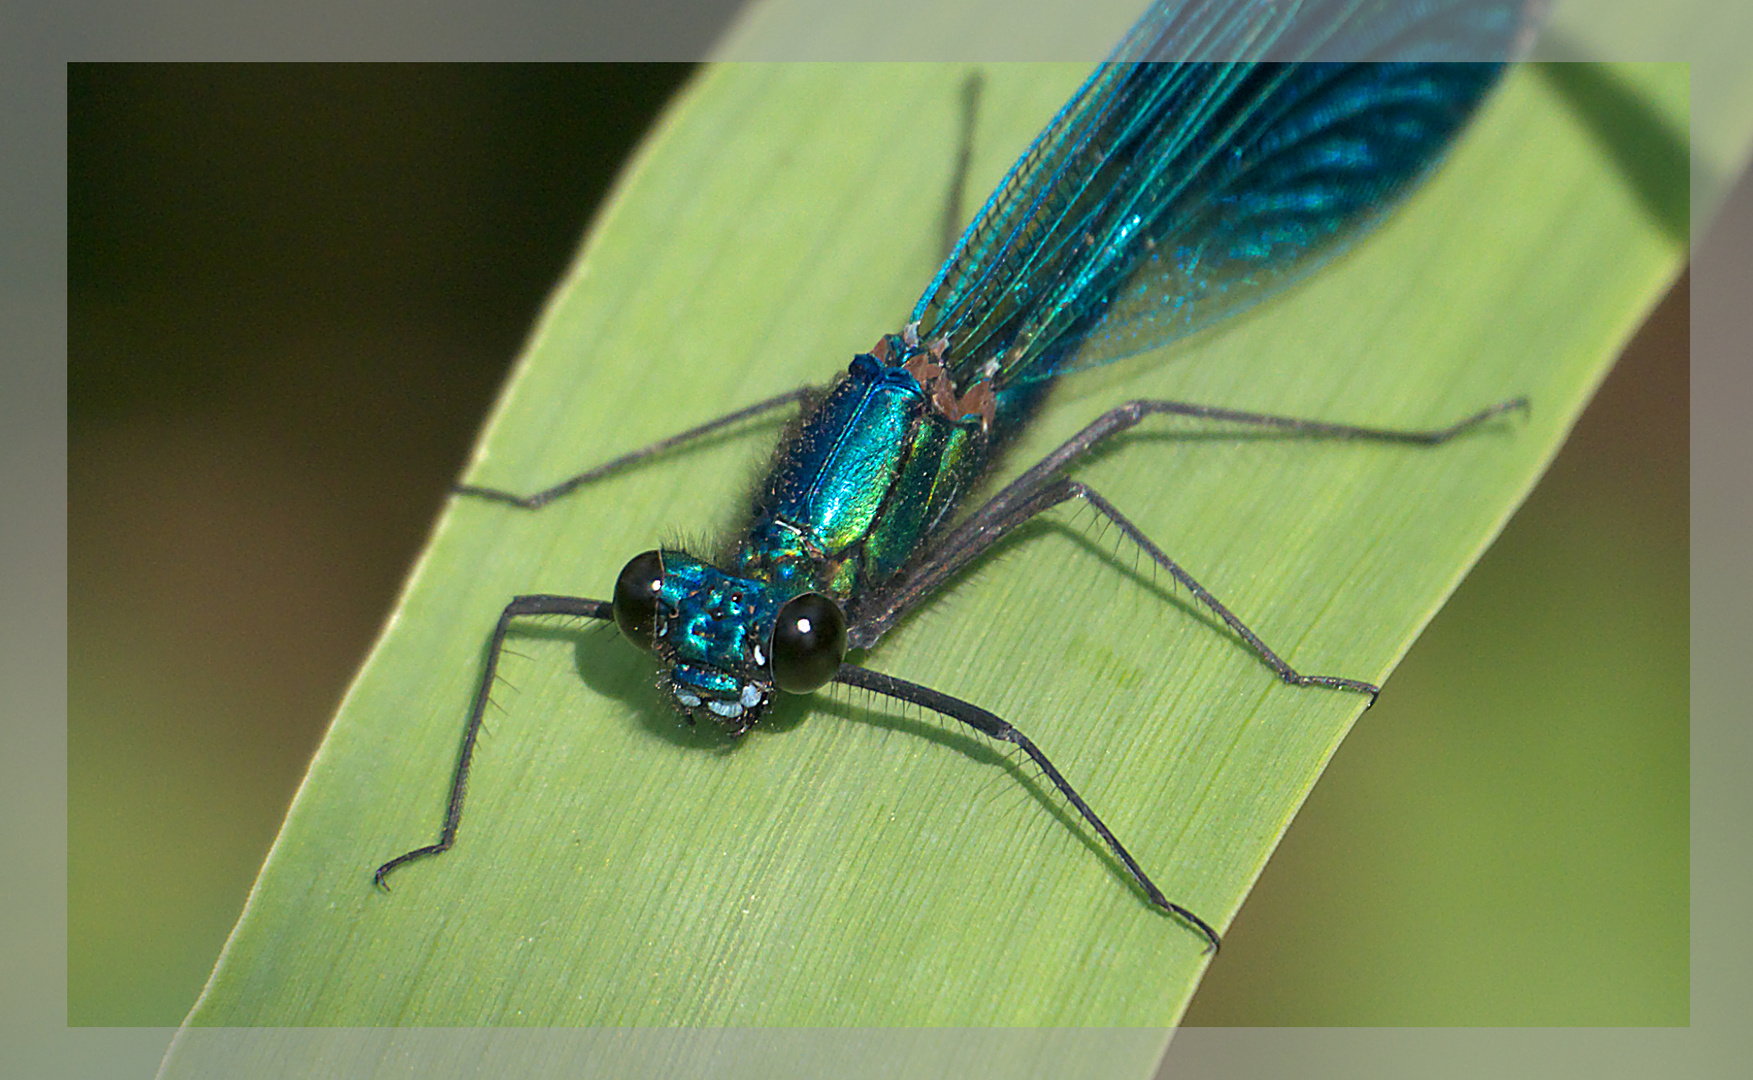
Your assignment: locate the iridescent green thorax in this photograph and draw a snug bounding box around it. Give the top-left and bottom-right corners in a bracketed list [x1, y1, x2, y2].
[738, 336, 1045, 595]
[656, 336, 1048, 728]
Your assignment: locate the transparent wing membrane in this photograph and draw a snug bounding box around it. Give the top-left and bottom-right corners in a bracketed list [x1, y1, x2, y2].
[912, 0, 1539, 388]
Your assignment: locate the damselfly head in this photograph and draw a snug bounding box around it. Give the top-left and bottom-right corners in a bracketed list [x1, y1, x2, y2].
[612, 549, 844, 733]
[664, 661, 772, 734]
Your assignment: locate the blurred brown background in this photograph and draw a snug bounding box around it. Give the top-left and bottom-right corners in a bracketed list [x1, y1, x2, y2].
[68, 65, 1686, 1026]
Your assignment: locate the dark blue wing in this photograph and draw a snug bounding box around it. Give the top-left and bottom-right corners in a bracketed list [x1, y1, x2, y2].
[910, 0, 1544, 388]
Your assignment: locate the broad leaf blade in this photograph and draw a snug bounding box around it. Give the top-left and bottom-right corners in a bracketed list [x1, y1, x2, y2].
[178, 61, 1686, 1031]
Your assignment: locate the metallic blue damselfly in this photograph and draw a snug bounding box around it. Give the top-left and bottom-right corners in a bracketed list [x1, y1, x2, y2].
[376, 0, 1543, 952]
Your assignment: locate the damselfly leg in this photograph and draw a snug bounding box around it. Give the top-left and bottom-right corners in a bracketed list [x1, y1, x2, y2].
[380, 386, 1524, 955]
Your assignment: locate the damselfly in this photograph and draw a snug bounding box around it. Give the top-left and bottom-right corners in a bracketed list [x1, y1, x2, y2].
[376, 0, 1542, 952]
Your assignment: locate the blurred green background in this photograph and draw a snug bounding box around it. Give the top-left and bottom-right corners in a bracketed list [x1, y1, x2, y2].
[68, 65, 1686, 1027]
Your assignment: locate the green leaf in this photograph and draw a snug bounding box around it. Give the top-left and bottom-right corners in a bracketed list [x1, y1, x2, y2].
[174, 60, 1685, 1035]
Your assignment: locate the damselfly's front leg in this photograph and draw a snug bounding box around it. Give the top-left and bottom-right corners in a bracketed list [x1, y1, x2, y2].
[374, 595, 614, 888]
[832, 663, 1224, 952]
[380, 390, 816, 882]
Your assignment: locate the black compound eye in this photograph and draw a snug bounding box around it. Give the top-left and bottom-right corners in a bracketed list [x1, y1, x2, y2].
[769, 592, 847, 694]
[612, 550, 665, 650]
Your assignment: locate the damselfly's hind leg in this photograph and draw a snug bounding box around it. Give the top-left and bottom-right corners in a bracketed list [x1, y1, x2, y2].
[457, 388, 813, 509]
[851, 395, 1529, 690]
[827, 397, 1521, 949]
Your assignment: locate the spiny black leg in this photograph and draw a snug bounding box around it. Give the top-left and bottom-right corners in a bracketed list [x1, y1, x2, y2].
[374, 594, 613, 888]
[870, 470, 1381, 699]
[456, 387, 814, 509]
[851, 396, 1527, 653]
[986, 397, 1531, 537]
[1075, 481, 1380, 696]
[834, 664, 1222, 954]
